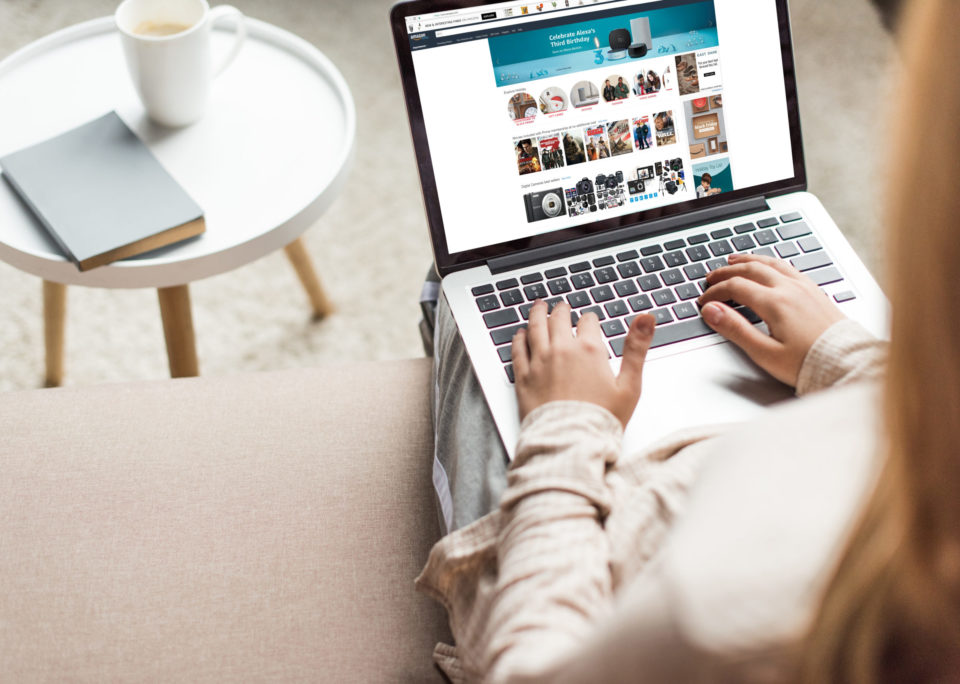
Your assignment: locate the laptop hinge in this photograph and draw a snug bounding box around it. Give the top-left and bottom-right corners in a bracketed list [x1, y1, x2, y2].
[487, 197, 769, 275]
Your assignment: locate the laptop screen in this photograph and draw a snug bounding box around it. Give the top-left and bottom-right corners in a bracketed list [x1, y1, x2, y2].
[394, 0, 802, 272]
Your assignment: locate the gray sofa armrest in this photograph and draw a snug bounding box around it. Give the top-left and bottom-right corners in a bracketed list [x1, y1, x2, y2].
[0, 359, 449, 682]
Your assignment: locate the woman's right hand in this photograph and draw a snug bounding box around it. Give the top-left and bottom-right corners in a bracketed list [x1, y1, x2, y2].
[697, 253, 846, 386]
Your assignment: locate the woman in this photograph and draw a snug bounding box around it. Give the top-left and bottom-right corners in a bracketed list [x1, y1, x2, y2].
[418, 0, 960, 681]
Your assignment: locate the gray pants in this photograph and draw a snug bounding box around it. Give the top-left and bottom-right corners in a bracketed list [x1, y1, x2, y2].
[430, 293, 509, 535]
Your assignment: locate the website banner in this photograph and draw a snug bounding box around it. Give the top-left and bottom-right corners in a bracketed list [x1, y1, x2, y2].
[489, 0, 719, 87]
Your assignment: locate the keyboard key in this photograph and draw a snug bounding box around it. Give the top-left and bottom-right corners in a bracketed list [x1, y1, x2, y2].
[697, 279, 709, 293]
[640, 244, 663, 256]
[496, 278, 518, 291]
[483, 308, 519, 329]
[710, 228, 733, 240]
[752, 246, 776, 258]
[581, 305, 606, 321]
[707, 258, 728, 271]
[640, 256, 665, 273]
[523, 283, 549, 300]
[520, 272, 543, 284]
[687, 233, 709, 245]
[601, 319, 626, 337]
[629, 294, 653, 311]
[547, 278, 572, 295]
[686, 245, 710, 261]
[569, 261, 591, 273]
[806, 266, 843, 286]
[544, 266, 567, 278]
[663, 251, 688, 267]
[617, 261, 642, 278]
[673, 302, 698, 320]
[664, 239, 686, 250]
[566, 291, 591, 308]
[590, 285, 615, 303]
[780, 211, 803, 223]
[546, 297, 562, 312]
[594, 267, 618, 283]
[733, 306, 762, 324]
[637, 275, 661, 291]
[732, 235, 757, 251]
[734, 222, 756, 234]
[791, 251, 833, 272]
[476, 295, 500, 312]
[614, 280, 639, 297]
[519, 303, 533, 319]
[491, 323, 526, 345]
[498, 346, 512, 362]
[651, 308, 674, 325]
[775, 242, 801, 258]
[755, 229, 778, 245]
[650, 318, 714, 349]
[661, 268, 684, 286]
[505, 364, 515, 383]
[675, 283, 700, 300]
[652, 289, 677, 306]
[777, 222, 811, 241]
[798, 236, 822, 253]
[616, 249, 639, 262]
[757, 217, 779, 228]
[472, 284, 494, 296]
[833, 290, 856, 303]
[683, 263, 708, 280]
[501, 289, 524, 306]
[709, 240, 733, 257]
[593, 256, 615, 267]
[605, 300, 629, 318]
[571, 273, 595, 289]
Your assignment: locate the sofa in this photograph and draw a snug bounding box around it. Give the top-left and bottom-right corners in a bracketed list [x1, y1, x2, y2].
[0, 358, 450, 682]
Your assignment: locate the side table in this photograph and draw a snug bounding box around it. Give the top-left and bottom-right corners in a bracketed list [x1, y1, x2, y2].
[0, 16, 355, 385]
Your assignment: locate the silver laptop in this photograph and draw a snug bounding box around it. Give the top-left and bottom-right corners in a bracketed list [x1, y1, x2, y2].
[391, 0, 887, 459]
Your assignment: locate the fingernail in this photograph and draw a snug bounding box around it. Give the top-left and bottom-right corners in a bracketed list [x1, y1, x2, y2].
[702, 302, 723, 326]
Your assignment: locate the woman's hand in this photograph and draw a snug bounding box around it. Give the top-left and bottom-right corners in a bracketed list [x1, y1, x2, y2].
[512, 300, 656, 427]
[697, 253, 845, 386]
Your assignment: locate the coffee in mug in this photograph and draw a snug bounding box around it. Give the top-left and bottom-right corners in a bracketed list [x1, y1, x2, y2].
[116, 0, 246, 127]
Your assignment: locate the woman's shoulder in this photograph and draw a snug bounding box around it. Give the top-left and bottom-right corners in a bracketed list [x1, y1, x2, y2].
[654, 381, 884, 656]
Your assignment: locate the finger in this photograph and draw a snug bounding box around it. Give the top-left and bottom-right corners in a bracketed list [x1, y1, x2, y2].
[547, 300, 573, 345]
[706, 261, 784, 288]
[698, 276, 772, 314]
[526, 300, 550, 357]
[701, 301, 781, 363]
[616, 313, 655, 395]
[728, 253, 803, 280]
[512, 327, 530, 379]
[575, 309, 605, 353]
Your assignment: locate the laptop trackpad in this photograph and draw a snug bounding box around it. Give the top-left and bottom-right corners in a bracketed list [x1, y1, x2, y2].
[623, 340, 794, 453]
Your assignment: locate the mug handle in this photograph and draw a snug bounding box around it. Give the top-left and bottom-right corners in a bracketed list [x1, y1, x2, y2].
[208, 5, 246, 77]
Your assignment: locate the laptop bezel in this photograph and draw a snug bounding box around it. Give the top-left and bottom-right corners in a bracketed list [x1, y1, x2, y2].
[390, 0, 806, 277]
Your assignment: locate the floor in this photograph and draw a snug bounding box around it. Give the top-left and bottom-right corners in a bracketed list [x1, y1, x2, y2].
[0, 0, 894, 392]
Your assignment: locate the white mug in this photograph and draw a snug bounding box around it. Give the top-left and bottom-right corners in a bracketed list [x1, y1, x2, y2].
[116, 0, 246, 127]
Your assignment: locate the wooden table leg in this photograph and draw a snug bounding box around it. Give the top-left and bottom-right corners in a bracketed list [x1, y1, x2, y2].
[43, 280, 67, 387]
[157, 285, 199, 378]
[284, 237, 334, 320]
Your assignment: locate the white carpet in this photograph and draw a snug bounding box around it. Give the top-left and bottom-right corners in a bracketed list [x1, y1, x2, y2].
[0, 0, 894, 392]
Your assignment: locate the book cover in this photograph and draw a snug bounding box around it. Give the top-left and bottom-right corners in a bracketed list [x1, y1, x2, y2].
[0, 111, 205, 271]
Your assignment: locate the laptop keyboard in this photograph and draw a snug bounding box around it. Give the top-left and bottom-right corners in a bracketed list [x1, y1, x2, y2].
[471, 212, 854, 383]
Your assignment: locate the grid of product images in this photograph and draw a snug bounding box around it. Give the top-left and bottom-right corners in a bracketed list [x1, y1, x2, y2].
[507, 50, 732, 226]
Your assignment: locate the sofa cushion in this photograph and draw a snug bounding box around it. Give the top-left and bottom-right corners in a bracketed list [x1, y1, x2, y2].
[0, 359, 449, 682]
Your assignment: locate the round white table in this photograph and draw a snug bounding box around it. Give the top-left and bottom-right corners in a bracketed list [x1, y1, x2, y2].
[0, 16, 355, 384]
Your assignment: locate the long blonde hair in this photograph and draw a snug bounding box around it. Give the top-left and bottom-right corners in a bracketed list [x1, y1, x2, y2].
[802, 0, 960, 680]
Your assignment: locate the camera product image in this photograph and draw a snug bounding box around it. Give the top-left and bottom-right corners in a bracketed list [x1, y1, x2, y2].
[566, 179, 599, 217]
[594, 172, 627, 210]
[524, 187, 566, 223]
[658, 158, 687, 196]
[576, 177, 594, 196]
[628, 179, 645, 195]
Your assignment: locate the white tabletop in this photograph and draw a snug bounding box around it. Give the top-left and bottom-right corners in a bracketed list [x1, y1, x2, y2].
[0, 16, 355, 288]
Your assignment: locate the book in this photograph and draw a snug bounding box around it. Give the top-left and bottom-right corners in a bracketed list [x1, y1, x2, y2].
[0, 111, 204, 271]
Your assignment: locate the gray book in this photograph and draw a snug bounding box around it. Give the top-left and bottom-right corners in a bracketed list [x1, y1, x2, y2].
[0, 111, 205, 271]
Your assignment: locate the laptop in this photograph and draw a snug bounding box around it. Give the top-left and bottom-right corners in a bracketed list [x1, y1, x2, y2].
[390, 0, 887, 460]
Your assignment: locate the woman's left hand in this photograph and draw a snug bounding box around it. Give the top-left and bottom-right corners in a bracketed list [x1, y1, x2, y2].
[512, 300, 656, 428]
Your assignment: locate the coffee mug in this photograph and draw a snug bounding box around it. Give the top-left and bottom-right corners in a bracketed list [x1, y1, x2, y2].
[116, 0, 246, 127]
